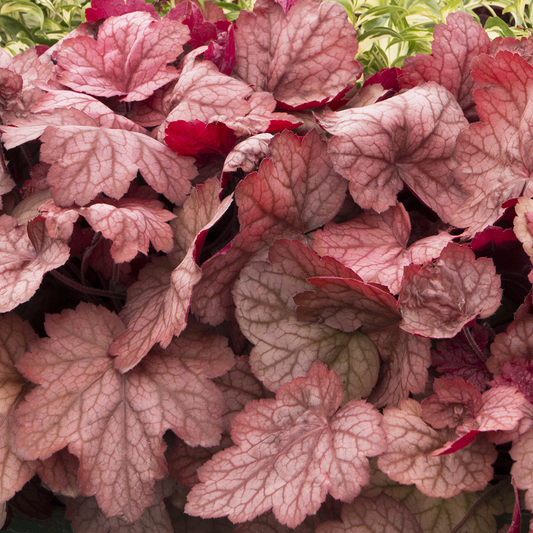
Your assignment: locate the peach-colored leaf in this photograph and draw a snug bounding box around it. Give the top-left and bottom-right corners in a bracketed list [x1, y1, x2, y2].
[185, 361, 386, 527]
[77, 197, 176, 263]
[399, 243, 502, 338]
[0, 313, 38, 503]
[401, 11, 490, 119]
[313, 203, 454, 294]
[234, 0, 361, 108]
[36, 448, 80, 498]
[510, 428, 533, 510]
[55, 12, 189, 101]
[316, 493, 423, 533]
[39, 122, 197, 207]
[513, 197, 533, 260]
[192, 129, 347, 325]
[15, 303, 234, 522]
[0, 216, 69, 312]
[234, 239, 380, 396]
[320, 83, 468, 219]
[377, 399, 497, 498]
[109, 189, 233, 372]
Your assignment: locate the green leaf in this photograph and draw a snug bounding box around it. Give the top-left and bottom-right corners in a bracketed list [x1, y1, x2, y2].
[0, 14, 33, 40]
[358, 26, 405, 42]
[0, 1, 45, 29]
[484, 15, 516, 36]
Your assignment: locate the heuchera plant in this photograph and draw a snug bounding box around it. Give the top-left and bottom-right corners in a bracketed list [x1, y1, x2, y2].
[1, 0, 533, 531]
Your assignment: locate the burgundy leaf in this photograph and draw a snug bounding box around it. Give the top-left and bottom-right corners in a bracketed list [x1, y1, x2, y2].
[15, 303, 234, 522]
[234, 0, 361, 109]
[167, 2, 217, 49]
[400, 11, 490, 119]
[205, 24, 236, 76]
[399, 243, 502, 338]
[56, 12, 188, 101]
[185, 361, 386, 527]
[85, 0, 158, 22]
[320, 82, 468, 219]
[166, 120, 237, 156]
[192, 129, 347, 325]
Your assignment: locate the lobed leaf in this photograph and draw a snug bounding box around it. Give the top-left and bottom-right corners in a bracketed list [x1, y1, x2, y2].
[185, 361, 386, 527]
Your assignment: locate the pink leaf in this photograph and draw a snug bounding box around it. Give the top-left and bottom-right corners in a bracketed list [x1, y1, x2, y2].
[313, 203, 454, 294]
[320, 83, 468, 219]
[56, 12, 189, 101]
[399, 243, 502, 338]
[378, 399, 497, 498]
[400, 11, 490, 119]
[0, 313, 38, 502]
[451, 51, 533, 234]
[0, 216, 69, 312]
[316, 493, 423, 533]
[234, 0, 361, 108]
[185, 361, 386, 527]
[39, 122, 197, 207]
[85, 0, 158, 22]
[109, 185, 233, 372]
[36, 448, 80, 498]
[510, 429, 533, 511]
[192, 129, 347, 325]
[15, 303, 234, 522]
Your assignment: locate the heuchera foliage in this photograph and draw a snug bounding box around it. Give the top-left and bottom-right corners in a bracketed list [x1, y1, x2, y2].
[1, 0, 533, 531]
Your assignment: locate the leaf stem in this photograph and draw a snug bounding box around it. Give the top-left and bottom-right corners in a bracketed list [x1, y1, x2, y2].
[449, 476, 511, 533]
[462, 326, 486, 361]
[50, 269, 126, 300]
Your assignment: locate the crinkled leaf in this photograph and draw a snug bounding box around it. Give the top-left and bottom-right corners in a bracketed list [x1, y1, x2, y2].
[400, 11, 490, 119]
[39, 122, 197, 207]
[0, 313, 38, 502]
[15, 303, 234, 522]
[316, 493, 423, 533]
[0, 216, 69, 312]
[56, 12, 188, 101]
[377, 399, 497, 498]
[320, 83, 468, 219]
[167, 2, 217, 49]
[192, 129, 347, 325]
[451, 51, 533, 234]
[234, 0, 361, 108]
[313, 203, 454, 294]
[185, 361, 386, 527]
[85, 0, 158, 22]
[223, 133, 273, 174]
[487, 315, 533, 376]
[491, 357, 533, 404]
[234, 239, 380, 396]
[399, 244, 502, 338]
[514, 198, 533, 260]
[109, 189, 233, 372]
